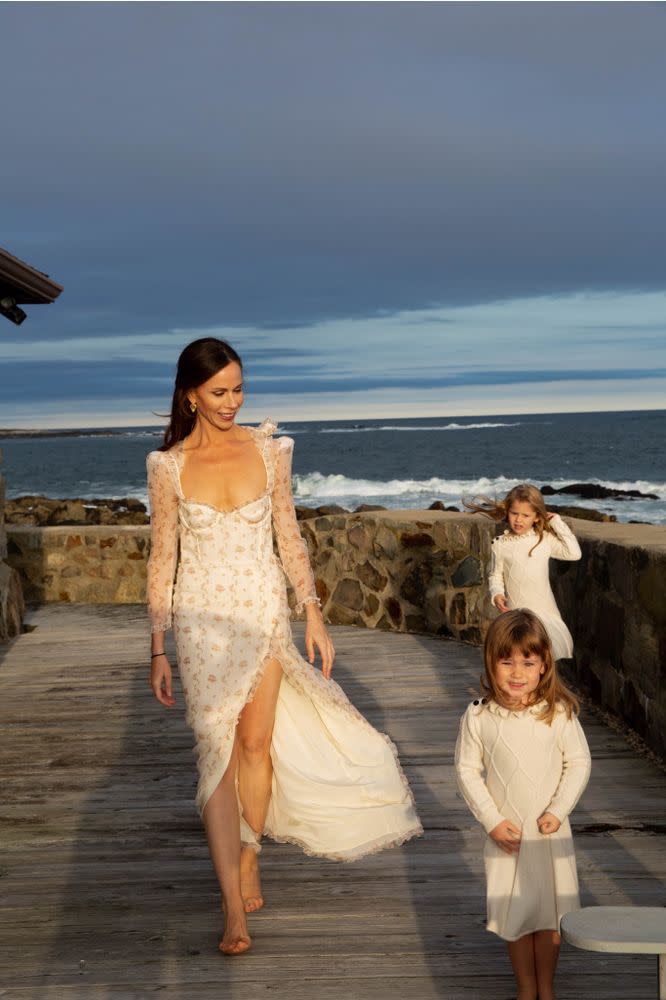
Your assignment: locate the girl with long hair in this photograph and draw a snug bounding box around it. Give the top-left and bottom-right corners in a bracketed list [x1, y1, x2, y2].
[146, 338, 422, 955]
[465, 484, 581, 659]
[455, 609, 591, 1000]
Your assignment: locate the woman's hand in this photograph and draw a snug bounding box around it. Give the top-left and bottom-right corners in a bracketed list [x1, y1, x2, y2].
[493, 594, 510, 613]
[489, 819, 522, 854]
[305, 607, 335, 680]
[537, 812, 561, 835]
[150, 653, 177, 708]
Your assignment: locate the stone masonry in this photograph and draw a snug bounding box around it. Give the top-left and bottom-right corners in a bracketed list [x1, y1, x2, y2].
[5, 512, 666, 759]
[6, 512, 495, 642]
[6, 525, 149, 605]
[550, 520, 666, 758]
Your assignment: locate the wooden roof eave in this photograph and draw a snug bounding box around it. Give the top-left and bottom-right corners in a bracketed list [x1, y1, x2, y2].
[0, 247, 64, 304]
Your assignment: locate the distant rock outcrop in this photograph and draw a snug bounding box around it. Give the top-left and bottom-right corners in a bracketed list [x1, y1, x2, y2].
[541, 483, 658, 501]
[6, 496, 148, 526]
[546, 505, 616, 523]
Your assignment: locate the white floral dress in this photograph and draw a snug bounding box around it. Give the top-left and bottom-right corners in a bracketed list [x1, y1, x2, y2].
[146, 419, 422, 860]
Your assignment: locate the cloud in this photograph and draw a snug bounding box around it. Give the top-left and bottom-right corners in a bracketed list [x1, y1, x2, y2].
[3, 377, 666, 431]
[1, 290, 665, 427]
[1, 7, 665, 428]
[1, 4, 665, 342]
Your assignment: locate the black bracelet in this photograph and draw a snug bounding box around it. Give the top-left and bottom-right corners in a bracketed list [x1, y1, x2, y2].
[151, 652, 166, 658]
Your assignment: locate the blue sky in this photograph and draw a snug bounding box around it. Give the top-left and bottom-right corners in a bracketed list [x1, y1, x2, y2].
[1, 3, 665, 427]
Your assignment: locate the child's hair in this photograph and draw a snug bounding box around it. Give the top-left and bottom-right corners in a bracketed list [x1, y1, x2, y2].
[464, 483, 558, 556]
[481, 609, 579, 724]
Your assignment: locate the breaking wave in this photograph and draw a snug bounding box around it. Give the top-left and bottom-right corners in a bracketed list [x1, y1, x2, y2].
[318, 422, 522, 433]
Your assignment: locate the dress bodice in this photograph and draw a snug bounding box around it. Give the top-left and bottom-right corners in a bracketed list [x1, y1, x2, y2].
[145, 418, 320, 632]
[178, 494, 275, 566]
[168, 423, 276, 566]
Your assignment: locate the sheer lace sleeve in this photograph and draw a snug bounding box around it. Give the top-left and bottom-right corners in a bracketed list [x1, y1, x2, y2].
[270, 436, 320, 613]
[146, 451, 180, 633]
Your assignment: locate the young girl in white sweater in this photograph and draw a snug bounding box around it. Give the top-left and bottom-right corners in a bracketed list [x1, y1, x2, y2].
[466, 484, 581, 659]
[455, 609, 591, 1000]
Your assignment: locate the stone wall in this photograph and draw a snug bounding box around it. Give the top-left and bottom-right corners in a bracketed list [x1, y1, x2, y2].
[551, 520, 666, 759]
[5, 513, 666, 759]
[0, 451, 25, 641]
[5, 512, 494, 642]
[302, 510, 494, 642]
[6, 525, 149, 604]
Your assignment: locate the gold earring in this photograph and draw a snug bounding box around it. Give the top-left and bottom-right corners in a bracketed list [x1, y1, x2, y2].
[189, 400, 197, 413]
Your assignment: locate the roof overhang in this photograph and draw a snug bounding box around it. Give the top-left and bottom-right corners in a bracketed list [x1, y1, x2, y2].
[0, 247, 64, 305]
[0, 247, 64, 326]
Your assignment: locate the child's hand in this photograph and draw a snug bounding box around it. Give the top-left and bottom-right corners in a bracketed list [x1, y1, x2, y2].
[489, 819, 522, 854]
[537, 812, 561, 835]
[493, 594, 510, 613]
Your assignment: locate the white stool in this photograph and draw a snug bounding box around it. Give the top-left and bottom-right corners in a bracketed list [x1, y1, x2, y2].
[561, 906, 666, 999]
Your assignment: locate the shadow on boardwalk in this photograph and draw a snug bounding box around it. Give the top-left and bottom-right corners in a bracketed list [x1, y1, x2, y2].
[1, 605, 664, 999]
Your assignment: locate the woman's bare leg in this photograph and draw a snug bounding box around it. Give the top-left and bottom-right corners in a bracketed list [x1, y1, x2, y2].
[202, 744, 250, 955]
[507, 933, 538, 1000]
[236, 656, 284, 912]
[534, 929, 560, 1000]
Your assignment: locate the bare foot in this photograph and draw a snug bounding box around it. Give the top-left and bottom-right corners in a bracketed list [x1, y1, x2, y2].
[219, 902, 251, 956]
[240, 846, 264, 913]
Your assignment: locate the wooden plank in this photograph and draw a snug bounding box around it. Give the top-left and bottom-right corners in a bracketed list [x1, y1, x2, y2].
[0, 603, 664, 999]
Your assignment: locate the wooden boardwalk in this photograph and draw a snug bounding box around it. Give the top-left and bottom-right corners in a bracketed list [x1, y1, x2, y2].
[1, 604, 664, 1000]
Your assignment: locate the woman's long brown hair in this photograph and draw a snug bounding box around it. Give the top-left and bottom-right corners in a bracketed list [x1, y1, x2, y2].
[464, 483, 560, 556]
[481, 609, 579, 724]
[160, 338, 243, 451]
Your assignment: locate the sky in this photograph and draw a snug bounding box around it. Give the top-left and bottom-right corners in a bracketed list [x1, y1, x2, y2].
[1, 2, 665, 427]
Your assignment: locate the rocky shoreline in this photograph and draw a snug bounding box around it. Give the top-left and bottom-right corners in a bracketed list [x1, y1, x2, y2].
[0, 428, 138, 439]
[5, 496, 150, 526]
[541, 482, 658, 501]
[3, 480, 659, 527]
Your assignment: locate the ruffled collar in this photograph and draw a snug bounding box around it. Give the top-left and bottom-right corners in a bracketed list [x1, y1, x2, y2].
[486, 699, 547, 719]
[497, 527, 537, 543]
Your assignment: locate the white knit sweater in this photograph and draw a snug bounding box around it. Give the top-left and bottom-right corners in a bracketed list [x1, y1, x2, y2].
[488, 514, 581, 659]
[455, 698, 591, 940]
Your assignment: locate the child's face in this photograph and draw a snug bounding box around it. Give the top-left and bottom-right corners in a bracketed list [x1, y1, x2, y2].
[494, 645, 545, 705]
[507, 501, 538, 536]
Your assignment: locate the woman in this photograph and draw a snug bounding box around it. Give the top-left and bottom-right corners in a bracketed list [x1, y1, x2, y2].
[147, 338, 422, 955]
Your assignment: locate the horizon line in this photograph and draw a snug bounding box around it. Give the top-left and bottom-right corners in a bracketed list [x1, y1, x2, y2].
[1, 401, 665, 434]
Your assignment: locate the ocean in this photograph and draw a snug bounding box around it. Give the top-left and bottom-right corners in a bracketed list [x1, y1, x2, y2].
[1, 410, 664, 524]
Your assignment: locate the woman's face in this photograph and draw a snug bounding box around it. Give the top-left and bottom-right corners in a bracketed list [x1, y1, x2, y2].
[188, 361, 244, 430]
